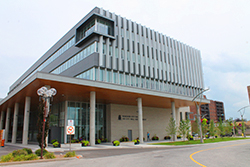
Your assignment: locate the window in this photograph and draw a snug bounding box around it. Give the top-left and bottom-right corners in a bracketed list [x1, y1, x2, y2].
[146, 78, 150, 89]
[141, 77, 145, 88]
[122, 37, 124, 49]
[106, 70, 111, 82]
[52, 42, 95, 74]
[99, 68, 104, 81]
[125, 74, 130, 86]
[137, 43, 140, 54]
[160, 51, 162, 62]
[131, 75, 134, 86]
[75, 68, 94, 80]
[151, 79, 155, 89]
[132, 41, 135, 53]
[147, 46, 149, 58]
[151, 48, 154, 59]
[113, 71, 118, 83]
[119, 73, 124, 85]
[156, 50, 158, 60]
[142, 44, 145, 56]
[127, 39, 129, 51]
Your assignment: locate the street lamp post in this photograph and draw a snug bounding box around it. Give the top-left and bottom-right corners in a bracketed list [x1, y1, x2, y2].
[37, 86, 56, 159]
[192, 88, 209, 143]
[237, 105, 250, 138]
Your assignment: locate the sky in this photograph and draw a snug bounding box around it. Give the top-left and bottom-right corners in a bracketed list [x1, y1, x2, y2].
[0, 0, 250, 120]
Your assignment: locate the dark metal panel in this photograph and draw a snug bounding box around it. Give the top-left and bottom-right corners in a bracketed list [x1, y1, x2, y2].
[59, 53, 99, 77]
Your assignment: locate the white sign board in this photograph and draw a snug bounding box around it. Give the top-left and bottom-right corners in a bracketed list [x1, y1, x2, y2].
[68, 120, 74, 126]
[66, 126, 75, 135]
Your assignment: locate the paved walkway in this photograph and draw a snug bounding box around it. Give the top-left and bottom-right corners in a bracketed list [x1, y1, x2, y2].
[3, 140, 174, 153]
[2, 136, 249, 154]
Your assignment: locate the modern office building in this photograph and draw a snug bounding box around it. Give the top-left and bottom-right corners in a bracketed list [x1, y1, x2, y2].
[190, 99, 225, 123]
[0, 7, 208, 146]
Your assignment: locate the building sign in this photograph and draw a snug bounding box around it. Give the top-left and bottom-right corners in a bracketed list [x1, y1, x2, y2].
[118, 115, 146, 121]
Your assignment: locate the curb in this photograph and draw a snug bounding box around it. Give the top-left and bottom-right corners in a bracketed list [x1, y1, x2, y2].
[0, 157, 75, 166]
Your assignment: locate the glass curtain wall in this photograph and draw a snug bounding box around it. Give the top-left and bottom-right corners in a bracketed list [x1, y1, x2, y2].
[67, 102, 106, 141]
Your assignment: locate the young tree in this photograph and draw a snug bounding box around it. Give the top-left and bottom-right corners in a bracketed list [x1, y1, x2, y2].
[166, 117, 177, 141]
[179, 120, 187, 141]
[233, 120, 237, 136]
[201, 118, 208, 137]
[185, 119, 191, 141]
[191, 119, 199, 134]
[217, 117, 225, 139]
[209, 119, 215, 139]
[224, 118, 233, 137]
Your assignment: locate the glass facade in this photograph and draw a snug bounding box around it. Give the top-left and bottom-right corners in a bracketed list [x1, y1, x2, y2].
[75, 67, 201, 96]
[67, 101, 106, 141]
[51, 42, 96, 74]
[20, 37, 75, 84]
[76, 16, 114, 43]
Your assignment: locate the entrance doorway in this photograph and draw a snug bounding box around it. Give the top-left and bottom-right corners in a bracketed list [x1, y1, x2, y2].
[128, 130, 132, 141]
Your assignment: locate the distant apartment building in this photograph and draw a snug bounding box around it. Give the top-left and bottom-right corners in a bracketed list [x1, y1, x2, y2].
[190, 100, 225, 123]
[247, 86, 250, 103]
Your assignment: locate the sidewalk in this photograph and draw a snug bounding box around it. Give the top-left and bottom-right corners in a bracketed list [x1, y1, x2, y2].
[3, 140, 175, 153]
[4, 136, 249, 153]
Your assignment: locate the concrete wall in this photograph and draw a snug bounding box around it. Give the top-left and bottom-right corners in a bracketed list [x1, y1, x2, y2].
[109, 104, 172, 141]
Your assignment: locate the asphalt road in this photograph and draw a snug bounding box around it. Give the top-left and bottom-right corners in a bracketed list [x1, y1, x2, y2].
[2, 139, 250, 167]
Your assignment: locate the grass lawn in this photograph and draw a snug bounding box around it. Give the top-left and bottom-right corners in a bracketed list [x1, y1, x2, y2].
[151, 137, 249, 145]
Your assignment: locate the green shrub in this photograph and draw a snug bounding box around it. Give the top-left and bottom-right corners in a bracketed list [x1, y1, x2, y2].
[12, 149, 28, 157]
[24, 154, 38, 161]
[120, 136, 129, 142]
[51, 139, 58, 144]
[133, 139, 140, 144]
[22, 148, 33, 154]
[95, 139, 101, 144]
[81, 140, 90, 146]
[0, 153, 13, 162]
[112, 140, 120, 146]
[12, 154, 38, 161]
[100, 138, 108, 142]
[44, 152, 55, 159]
[13, 155, 25, 161]
[35, 149, 48, 156]
[152, 135, 159, 140]
[53, 141, 60, 147]
[164, 136, 171, 140]
[64, 151, 76, 157]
